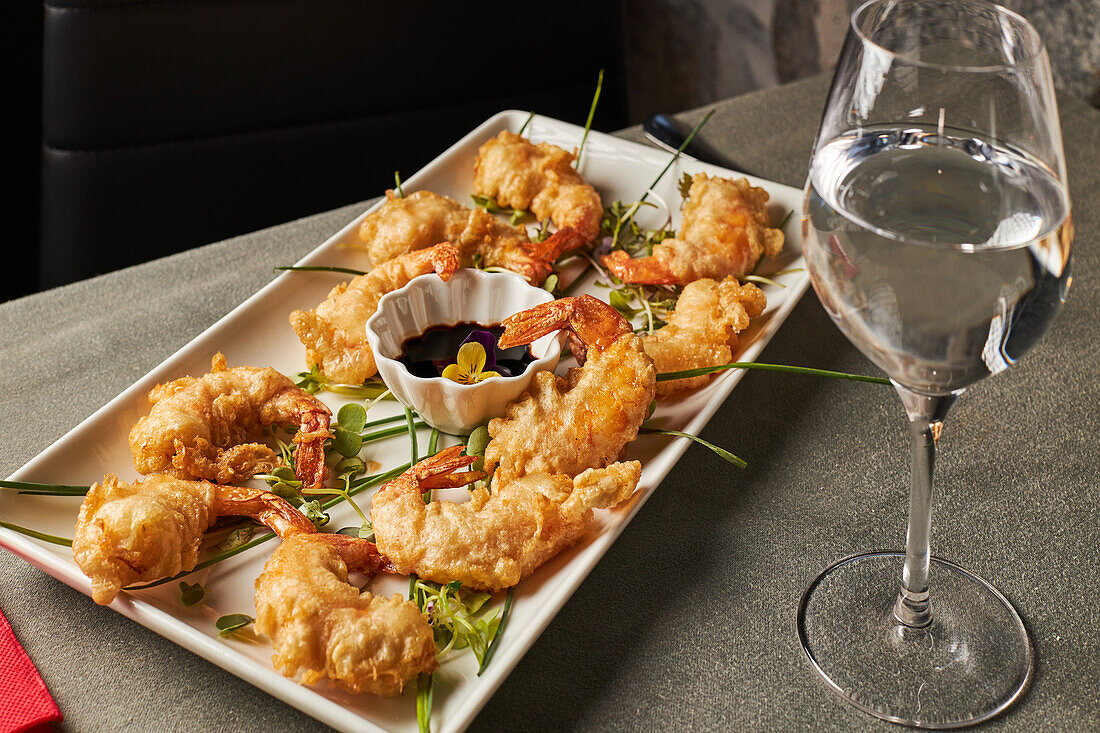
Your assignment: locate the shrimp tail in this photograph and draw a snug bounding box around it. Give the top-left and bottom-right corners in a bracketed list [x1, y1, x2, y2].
[305, 533, 401, 576]
[214, 485, 317, 539]
[293, 409, 332, 491]
[599, 250, 676, 285]
[522, 226, 588, 264]
[498, 294, 631, 354]
[381, 446, 484, 497]
[415, 241, 460, 282]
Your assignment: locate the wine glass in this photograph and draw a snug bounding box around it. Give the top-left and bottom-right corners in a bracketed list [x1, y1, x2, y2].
[797, 0, 1073, 727]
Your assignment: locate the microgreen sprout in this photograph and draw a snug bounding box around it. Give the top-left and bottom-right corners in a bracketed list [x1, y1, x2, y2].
[215, 613, 255, 638]
[410, 578, 504, 668]
[779, 209, 793, 231]
[656, 362, 891, 385]
[302, 454, 371, 537]
[394, 170, 405, 198]
[179, 581, 207, 606]
[273, 265, 367, 276]
[300, 499, 329, 528]
[608, 289, 640, 320]
[638, 426, 747, 468]
[256, 465, 302, 506]
[531, 218, 552, 243]
[471, 194, 528, 226]
[329, 402, 368, 458]
[575, 68, 604, 171]
[744, 274, 787, 288]
[294, 366, 392, 399]
[517, 110, 535, 136]
[640, 108, 715, 206]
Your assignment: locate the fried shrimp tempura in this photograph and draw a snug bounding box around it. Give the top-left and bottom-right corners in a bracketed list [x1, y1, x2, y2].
[356, 190, 578, 285]
[73, 473, 315, 605]
[484, 295, 656, 484]
[643, 277, 767, 395]
[601, 173, 784, 285]
[254, 533, 436, 697]
[128, 354, 332, 491]
[474, 130, 603, 243]
[289, 242, 459, 384]
[370, 447, 640, 592]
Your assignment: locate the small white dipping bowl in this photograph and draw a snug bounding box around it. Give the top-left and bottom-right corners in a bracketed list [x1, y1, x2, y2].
[365, 268, 564, 435]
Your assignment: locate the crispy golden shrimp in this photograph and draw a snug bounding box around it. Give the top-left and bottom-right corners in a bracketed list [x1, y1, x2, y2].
[356, 190, 582, 284]
[601, 173, 784, 284]
[73, 473, 315, 605]
[474, 130, 603, 244]
[643, 277, 767, 395]
[128, 354, 332, 491]
[370, 447, 640, 592]
[254, 533, 436, 697]
[484, 295, 656, 484]
[289, 242, 460, 384]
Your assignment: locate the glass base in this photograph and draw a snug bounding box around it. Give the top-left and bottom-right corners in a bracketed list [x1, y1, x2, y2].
[797, 551, 1032, 728]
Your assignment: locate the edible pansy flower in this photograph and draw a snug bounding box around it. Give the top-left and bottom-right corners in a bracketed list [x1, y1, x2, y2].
[442, 336, 501, 385]
[461, 330, 515, 376]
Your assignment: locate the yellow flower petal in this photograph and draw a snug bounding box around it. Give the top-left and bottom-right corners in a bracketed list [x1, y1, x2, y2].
[441, 363, 469, 384]
[476, 370, 500, 382]
[456, 342, 486, 375]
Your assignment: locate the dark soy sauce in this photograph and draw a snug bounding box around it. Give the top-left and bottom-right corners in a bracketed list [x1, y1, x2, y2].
[398, 322, 534, 379]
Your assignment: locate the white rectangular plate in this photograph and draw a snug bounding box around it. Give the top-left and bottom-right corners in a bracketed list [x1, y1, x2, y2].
[0, 112, 808, 732]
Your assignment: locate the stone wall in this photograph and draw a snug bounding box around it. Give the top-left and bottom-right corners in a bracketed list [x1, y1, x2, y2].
[623, 0, 1100, 121]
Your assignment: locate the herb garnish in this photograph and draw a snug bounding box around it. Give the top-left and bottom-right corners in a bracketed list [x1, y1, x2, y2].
[575, 68, 604, 170]
[273, 265, 367, 276]
[216, 613, 255, 638]
[294, 366, 392, 399]
[471, 194, 529, 226]
[179, 581, 207, 606]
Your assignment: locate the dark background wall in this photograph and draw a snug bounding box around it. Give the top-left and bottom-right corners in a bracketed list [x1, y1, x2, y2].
[12, 0, 1099, 303]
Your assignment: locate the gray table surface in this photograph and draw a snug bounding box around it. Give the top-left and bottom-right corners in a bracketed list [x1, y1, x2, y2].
[2, 75, 1098, 731]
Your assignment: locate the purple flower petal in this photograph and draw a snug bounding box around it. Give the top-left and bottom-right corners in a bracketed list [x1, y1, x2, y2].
[460, 330, 499, 372]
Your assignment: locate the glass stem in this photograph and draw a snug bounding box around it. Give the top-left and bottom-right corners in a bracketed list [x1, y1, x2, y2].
[892, 385, 959, 628]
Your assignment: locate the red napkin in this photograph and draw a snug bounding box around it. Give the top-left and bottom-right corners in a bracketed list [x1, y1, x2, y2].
[0, 605, 60, 733]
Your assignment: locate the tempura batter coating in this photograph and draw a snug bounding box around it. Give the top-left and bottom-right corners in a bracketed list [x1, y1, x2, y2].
[371, 448, 641, 592]
[643, 277, 767, 395]
[474, 130, 603, 242]
[601, 173, 784, 284]
[254, 534, 436, 697]
[73, 474, 314, 605]
[74, 474, 216, 605]
[289, 242, 459, 384]
[128, 354, 332, 490]
[485, 295, 656, 483]
[357, 190, 555, 284]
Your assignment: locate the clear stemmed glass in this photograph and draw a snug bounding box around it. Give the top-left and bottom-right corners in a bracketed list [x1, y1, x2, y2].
[797, 0, 1073, 727]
